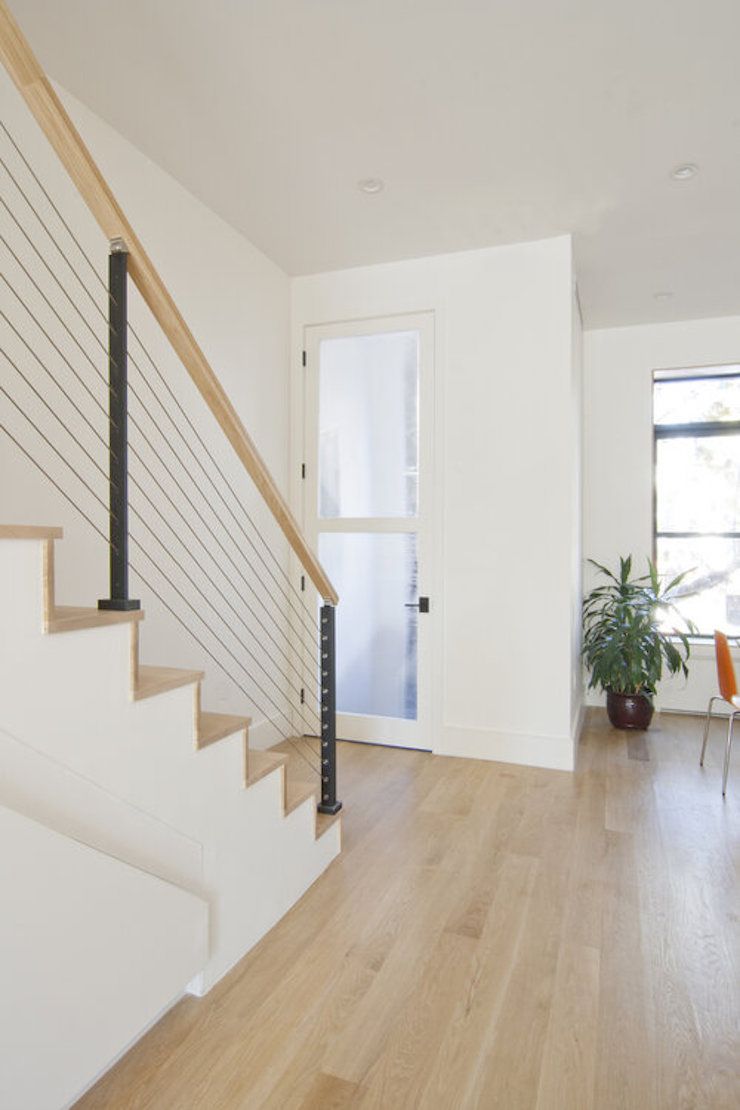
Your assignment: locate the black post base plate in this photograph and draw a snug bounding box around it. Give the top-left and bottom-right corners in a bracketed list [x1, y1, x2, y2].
[98, 598, 141, 612]
[317, 800, 343, 816]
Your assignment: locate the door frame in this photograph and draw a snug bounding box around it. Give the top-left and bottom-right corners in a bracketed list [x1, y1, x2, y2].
[293, 311, 439, 750]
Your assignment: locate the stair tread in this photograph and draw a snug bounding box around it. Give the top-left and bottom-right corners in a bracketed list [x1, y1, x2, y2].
[0, 523, 63, 537]
[47, 605, 144, 633]
[134, 664, 203, 701]
[0, 524, 63, 539]
[246, 749, 287, 786]
[197, 710, 251, 749]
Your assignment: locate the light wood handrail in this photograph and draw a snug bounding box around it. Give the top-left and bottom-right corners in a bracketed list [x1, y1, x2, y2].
[0, 0, 337, 604]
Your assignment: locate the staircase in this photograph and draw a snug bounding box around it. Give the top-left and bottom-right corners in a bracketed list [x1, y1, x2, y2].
[0, 526, 340, 955]
[0, 3, 344, 1105]
[0, 526, 340, 1106]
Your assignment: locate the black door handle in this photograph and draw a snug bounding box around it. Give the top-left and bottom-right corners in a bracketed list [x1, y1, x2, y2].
[404, 596, 430, 613]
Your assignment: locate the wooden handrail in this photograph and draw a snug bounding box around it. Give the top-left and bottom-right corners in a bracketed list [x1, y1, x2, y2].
[0, 0, 338, 604]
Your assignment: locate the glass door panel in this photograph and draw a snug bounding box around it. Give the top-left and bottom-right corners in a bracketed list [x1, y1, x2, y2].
[319, 532, 418, 719]
[318, 331, 419, 519]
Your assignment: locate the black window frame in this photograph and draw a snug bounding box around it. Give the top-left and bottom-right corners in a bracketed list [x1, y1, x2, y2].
[652, 366, 740, 640]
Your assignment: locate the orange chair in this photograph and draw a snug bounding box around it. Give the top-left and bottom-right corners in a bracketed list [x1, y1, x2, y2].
[700, 630, 739, 796]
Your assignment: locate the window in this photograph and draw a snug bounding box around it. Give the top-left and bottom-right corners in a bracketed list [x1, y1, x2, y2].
[653, 365, 740, 637]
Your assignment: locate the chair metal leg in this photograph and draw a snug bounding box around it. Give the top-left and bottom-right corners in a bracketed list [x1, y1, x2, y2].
[700, 696, 718, 766]
[722, 711, 736, 797]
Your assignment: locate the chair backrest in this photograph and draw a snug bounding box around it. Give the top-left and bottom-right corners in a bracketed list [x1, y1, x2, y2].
[714, 630, 738, 702]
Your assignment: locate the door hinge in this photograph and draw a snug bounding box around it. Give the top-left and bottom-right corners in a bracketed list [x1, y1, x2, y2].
[300, 687, 305, 704]
[301, 463, 306, 479]
[302, 350, 307, 367]
[300, 574, 306, 592]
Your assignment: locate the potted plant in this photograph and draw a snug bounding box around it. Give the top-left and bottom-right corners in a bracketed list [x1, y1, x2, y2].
[582, 556, 695, 730]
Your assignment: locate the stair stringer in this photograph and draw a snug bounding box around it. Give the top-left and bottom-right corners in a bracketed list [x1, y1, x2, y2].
[0, 530, 340, 993]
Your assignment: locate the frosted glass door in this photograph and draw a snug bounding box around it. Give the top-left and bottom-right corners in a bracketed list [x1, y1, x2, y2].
[305, 314, 433, 749]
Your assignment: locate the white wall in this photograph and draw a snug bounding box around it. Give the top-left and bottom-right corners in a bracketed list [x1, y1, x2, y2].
[0, 802, 208, 1110]
[0, 67, 295, 737]
[583, 313, 740, 713]
[292, 236, 581, 769]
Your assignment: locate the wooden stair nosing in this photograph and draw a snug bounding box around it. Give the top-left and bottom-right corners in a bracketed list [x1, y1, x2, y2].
[133, 664, 203, 701]
[0, 524, 63, 540]
[46, 605, 144, 634]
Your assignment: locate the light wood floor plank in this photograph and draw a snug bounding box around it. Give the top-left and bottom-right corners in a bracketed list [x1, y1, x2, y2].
[535, 941, 601, 1110]
[75, 711, 739, 1109]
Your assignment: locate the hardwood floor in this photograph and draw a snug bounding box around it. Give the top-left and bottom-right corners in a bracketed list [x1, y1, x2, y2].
[76, 712, 739, 1109]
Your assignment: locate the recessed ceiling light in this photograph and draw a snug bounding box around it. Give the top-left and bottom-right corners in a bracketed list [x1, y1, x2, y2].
[653, 291, 674, 301]
[671, 163, 698, 180]
[358, 177, 384, 194]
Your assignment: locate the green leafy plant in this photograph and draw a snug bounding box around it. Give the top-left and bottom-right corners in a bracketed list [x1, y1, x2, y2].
[582, 556, 695, 697]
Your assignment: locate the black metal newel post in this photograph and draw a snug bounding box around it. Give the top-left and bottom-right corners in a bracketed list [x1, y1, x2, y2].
[99, 237, 140, 613]
[318, 603, 341, 815]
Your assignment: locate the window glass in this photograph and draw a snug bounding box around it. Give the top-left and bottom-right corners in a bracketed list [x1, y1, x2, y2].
[654, 375, 740, 424]
[655, 436, 740, 534]
[656, 536, 740, 638]
[654, 371, 740, 637]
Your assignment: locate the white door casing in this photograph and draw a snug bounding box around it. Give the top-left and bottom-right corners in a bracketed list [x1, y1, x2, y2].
[302, 313, 435, 749]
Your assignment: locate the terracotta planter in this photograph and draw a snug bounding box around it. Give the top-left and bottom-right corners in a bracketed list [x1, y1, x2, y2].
[606, 690, 654, 730]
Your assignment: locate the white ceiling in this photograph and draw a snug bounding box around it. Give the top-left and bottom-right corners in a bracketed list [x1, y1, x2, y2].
[10, 0, 740, 328]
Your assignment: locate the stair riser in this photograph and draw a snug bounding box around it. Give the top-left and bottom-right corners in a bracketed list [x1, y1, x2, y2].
[0, 538, 48, 634]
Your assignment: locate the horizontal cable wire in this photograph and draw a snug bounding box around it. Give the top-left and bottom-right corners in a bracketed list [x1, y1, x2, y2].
[130, 496, 321, 730]
[131, 539, 321, 751]
[0, 122, 322, 644]
[2, 216, 321, 688]
[0, 120, 113, 302]
[127, 338, 323, 641]
[1, 124, 324, 747]
[0, 344, 316, 731]
[0, 345, 111, 488]
[127, 413, 320, 688]
[126, 369, 320, 656]
[0, 149, 113, 325]
[0, 192, 108, 358]
[2, 131, 321, 635]
[0, 267, 110, 425]
[0, 415, 320, 776]
[131, 560, 320, 772]
[1, 343, 321, 736]
[128, 350, 323, 650]
[3, 257, 321, 705]
[1, 203, 321, 678]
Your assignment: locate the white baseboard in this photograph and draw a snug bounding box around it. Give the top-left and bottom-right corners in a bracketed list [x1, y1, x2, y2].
[435, 723, 574, 771]
[186, 972, 206, 998]
[571, 700, 586, 756]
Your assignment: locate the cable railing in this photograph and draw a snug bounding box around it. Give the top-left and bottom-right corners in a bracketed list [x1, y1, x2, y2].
[0, 72, 339, 810]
